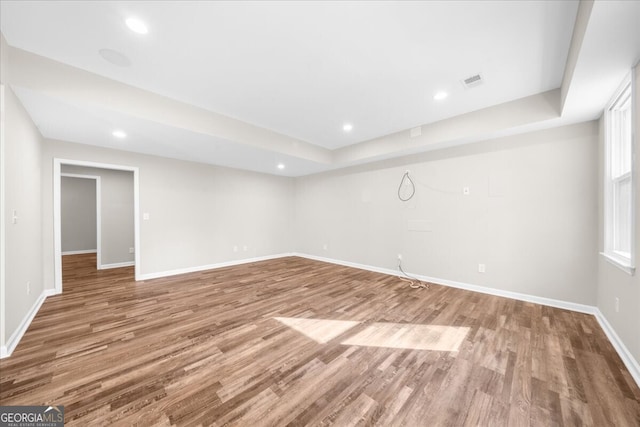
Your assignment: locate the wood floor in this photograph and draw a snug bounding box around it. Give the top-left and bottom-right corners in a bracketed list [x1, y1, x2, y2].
[1, 254, 639, 426]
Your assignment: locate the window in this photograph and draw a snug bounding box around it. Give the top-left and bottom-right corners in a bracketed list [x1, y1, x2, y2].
[603, 72, 635, 274]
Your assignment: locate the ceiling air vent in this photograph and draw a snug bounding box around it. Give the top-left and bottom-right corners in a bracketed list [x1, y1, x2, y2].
[461, 73, 483, 89]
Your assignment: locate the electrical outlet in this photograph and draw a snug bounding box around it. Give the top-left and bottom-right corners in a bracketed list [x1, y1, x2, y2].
[323, 244, 328, 251]
[478, 263, 486, 273]
[397, 254, 402, 260]
[129, 247, 134, 254]
[233, 245, 238, 252]
[26, 281, 30, 295]
[243, 245, 248, 251]
[615, 297, 620, 313]
[463, 187, 470, 195]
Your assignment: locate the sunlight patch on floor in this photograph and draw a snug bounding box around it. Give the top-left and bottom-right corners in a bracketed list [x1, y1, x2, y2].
[274, 317, 361, 344]
[274, 317, 470, 351]
[341, 323, 470, 352]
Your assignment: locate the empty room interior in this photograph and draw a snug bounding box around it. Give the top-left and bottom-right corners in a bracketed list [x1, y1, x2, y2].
[1, 0, 640, 425]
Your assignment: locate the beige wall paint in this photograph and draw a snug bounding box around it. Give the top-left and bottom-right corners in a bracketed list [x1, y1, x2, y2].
[42, 138, 295, 286]
[1, 23, 636, 377]
[2, 85, 44, 346]
[296, 121, 599, 305]
[597, 65, 640, 365]
[4, 83, 636, 373]
[62, 165, 135, 266]
[61, 176, 97, 253]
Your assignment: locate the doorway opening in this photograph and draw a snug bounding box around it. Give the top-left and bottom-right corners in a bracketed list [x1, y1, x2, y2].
[60, 173, 101, 269]
[53, 159, 140, 294]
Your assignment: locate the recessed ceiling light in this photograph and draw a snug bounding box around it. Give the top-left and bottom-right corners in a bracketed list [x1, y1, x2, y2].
[112, 130, 127, 139]
[343, 123, 353, 132]
[125, 17, 148, 34]
[277, 163, 285, 170]
[433, 91, 448, 101]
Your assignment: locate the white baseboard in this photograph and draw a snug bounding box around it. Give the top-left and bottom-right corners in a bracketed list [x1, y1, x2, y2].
[293, 252, 639, 388]
[138, 253, 294, 281]
[294, 253, 595, 314]
[99, 261, 135, 270]
[1, 255, 293, 357]
[62, 249, 97, 255]
[3, 253, 638, 390]
[43, 288, 57, 297]
[0, 288, 55, 359]
[594, 309, 640, 387]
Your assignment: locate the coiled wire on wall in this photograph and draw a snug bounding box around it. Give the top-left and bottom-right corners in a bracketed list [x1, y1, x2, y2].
[396, 170, 429, 289]
[397, 171, 415, 201]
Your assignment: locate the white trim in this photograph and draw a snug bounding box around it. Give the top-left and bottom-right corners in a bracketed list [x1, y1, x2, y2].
[99, 261, 135, 270]
[0, 84, 6, 350]
[293, 253, 596, 314]
[61, 173, 102, 269]
[62, 249, 97, 255]
[3, 252, 638, 389]
[594, 309, 640, 387]
[293, 253, 640, 387]
[603, 71, 636, 274]
[296, 253, 404, 281]
[54, 158, 140, 293]
[97, 176, 102, 269]
[138, 253, 294, 281]
[0, 289, 55, 359]
[53, 160, 62, 293]
[134, 166, 140, 281]
[2, 254, 292, 356]
[600, 252, 636, 275]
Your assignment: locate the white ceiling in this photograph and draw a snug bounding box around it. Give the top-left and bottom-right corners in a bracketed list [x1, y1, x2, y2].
[1, 1, 639, 176]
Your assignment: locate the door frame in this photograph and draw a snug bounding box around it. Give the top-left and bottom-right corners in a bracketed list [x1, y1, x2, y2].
[54, 158, 140, 293]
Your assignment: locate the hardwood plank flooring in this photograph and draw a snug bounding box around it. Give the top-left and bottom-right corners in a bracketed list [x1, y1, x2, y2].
[1, 254, 639, 426]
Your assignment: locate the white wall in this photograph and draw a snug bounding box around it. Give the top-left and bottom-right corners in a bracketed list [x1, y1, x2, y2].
[0, 36, 7, 351]
[62, 165, 134, 266]
[295, 121, 599, 305]
[61, 176, 97, 253]
[597, 65, 640, 366]
[1, 85, 44, 349]
[41, 138, 295, 286]
[4, 77, 636, 376]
